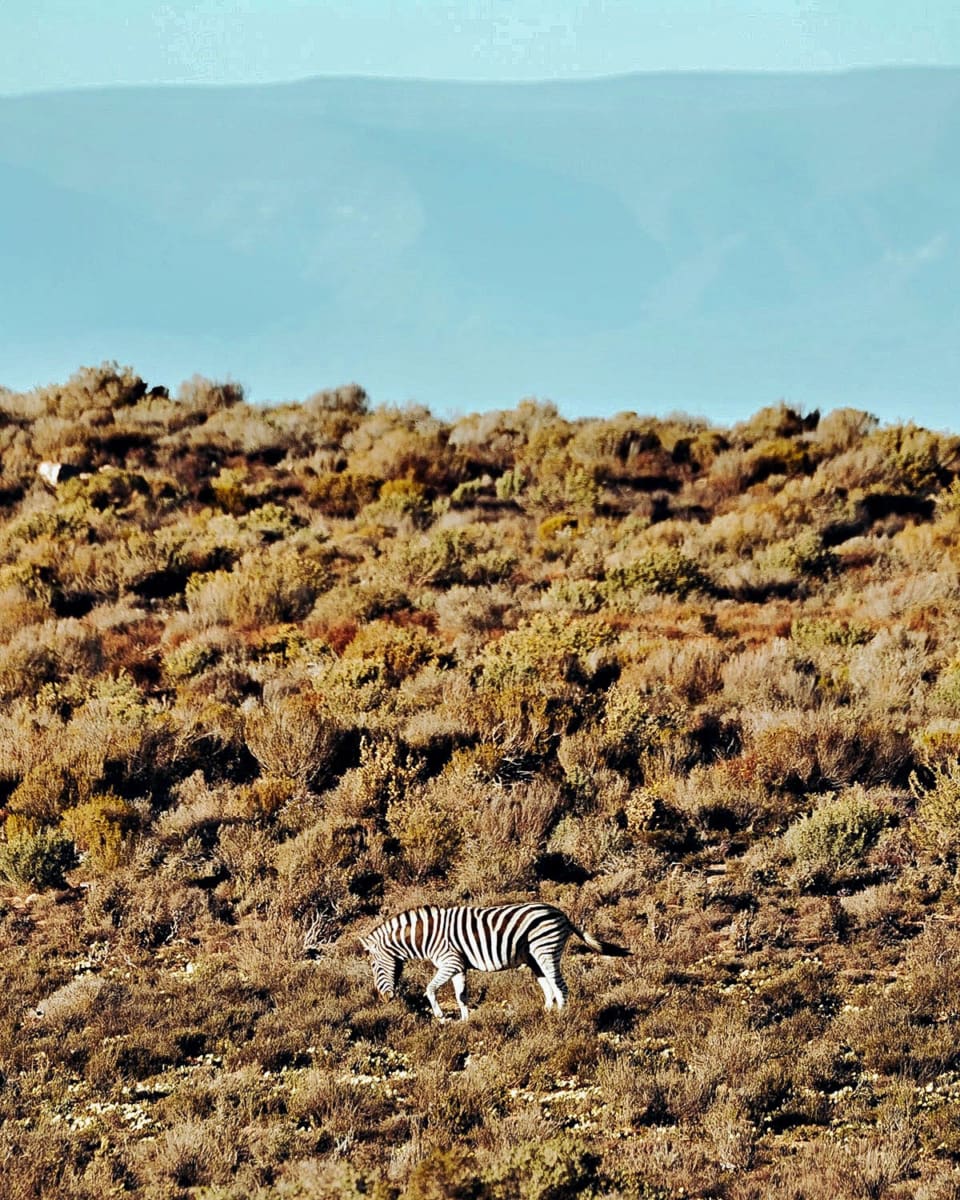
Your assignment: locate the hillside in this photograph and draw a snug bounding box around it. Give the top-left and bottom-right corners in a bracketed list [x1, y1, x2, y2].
[2, 69, 960, 421]
[3, 364, 960, 1198]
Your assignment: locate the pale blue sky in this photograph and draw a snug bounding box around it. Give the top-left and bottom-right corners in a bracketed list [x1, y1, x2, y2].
[3, 0, 960, 95]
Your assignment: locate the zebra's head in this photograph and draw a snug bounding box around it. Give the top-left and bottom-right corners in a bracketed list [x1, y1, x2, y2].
[360, 934, 401, 998]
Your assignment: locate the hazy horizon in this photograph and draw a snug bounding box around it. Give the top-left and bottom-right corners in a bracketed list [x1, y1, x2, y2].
[3, 67, 959, 430]
[4, 62, 959, 101]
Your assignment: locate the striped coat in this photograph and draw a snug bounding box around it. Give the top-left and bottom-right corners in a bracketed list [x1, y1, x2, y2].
[360, 902, 629, 1019]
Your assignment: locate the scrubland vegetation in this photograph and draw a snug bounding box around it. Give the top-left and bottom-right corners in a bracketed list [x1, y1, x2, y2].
[3, 364, 960, 1197]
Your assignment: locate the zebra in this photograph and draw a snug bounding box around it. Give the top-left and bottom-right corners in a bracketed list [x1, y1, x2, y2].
[359, 902, 630, 1019]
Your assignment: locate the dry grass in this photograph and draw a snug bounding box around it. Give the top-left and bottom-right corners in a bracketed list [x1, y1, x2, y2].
[1, 370, 960, 1196]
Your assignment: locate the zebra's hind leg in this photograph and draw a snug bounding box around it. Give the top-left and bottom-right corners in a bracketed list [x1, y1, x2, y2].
[534, 972, 556, 1010]
[530, 952, 568, 1010]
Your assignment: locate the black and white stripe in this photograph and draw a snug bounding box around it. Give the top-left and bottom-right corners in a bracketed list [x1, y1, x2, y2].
[360, 902, 629, 1019]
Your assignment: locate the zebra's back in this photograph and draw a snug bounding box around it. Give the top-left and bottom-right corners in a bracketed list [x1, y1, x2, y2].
[369, 902, 570, 971]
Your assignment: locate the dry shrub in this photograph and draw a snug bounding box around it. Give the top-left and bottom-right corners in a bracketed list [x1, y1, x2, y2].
[273, 815, 379, 920]
[327, 737, 418, 821]
[176, 374, 244, 415]
[721, 637, 820, 710]
[840, 881, 911, 942]
[215, 823, 276, 911]
[745, 708, 911, 793]
[111, 870, 212, 949]
[136, 1120, 238, 1191]
[244, 694, 341, 786]
[464, 686, 561, 780]
[547, 810, 633, 874]
[32, 973, 105, 1027]
[345, 402, 454, 485]
[673, 757, 771, 835]
[185, 547, 327, 628]
[454, 779, 564, 891]
[387, 780, 464, 880]
[16, 361, 148, 422]
[813, 407, 879, 454]
[433, 583, 516, 643]
[637, 637, 725, 705]
[156, 771, 232, 840]
[0, 618, 102, 702]
[767, 1132, 916, 1200]
[841, 925, 960, 1081]
[231, 907, 316, 989]
[847, 625, 935, 713]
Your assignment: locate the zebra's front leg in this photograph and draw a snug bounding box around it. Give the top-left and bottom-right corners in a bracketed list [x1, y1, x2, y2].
[425, 958, 463, 1020]
[451, 972, 470, 1020]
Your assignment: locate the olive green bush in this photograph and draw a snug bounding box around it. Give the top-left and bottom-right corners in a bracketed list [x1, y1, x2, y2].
[0, 827, 77, 888]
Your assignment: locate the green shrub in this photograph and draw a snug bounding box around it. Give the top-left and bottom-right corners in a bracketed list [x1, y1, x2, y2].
[60, 792, 139, 870]
[873, 423, 956, 493]
[163, 638, 224, 682]
[761, 530, 837, 579]
[390, 525, 516, 589]
[58, 468, 151, 512]
[605, 548, 710, 599]
[544, 577, 607, 613]
[495, 466, 527, 499]
[743, 436, 818, 484]
[537, 512, 583, 546]
[486, 1135, 604, 1200]
[210, 467, 248, 514]
[342, 621, 442, 687]
[8, 762, 75, 822]
[602, 685, 686, 767]
[790, 617, 872, 649]
[910, 758, 960, 863]
[480, 613, 615, 689]
[933, 659, 960, 714]
[362, 477, 433, 528]
[0, 827, 77, 889]
[449, 475, 493, 508]
[784, 786, 892, 888]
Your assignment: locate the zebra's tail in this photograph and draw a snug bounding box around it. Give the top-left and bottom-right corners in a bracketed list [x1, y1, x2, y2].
[575, 926, 631, 957]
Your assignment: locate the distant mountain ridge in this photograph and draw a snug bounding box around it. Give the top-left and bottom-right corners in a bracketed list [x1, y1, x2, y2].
[1, 69, 958, 424]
